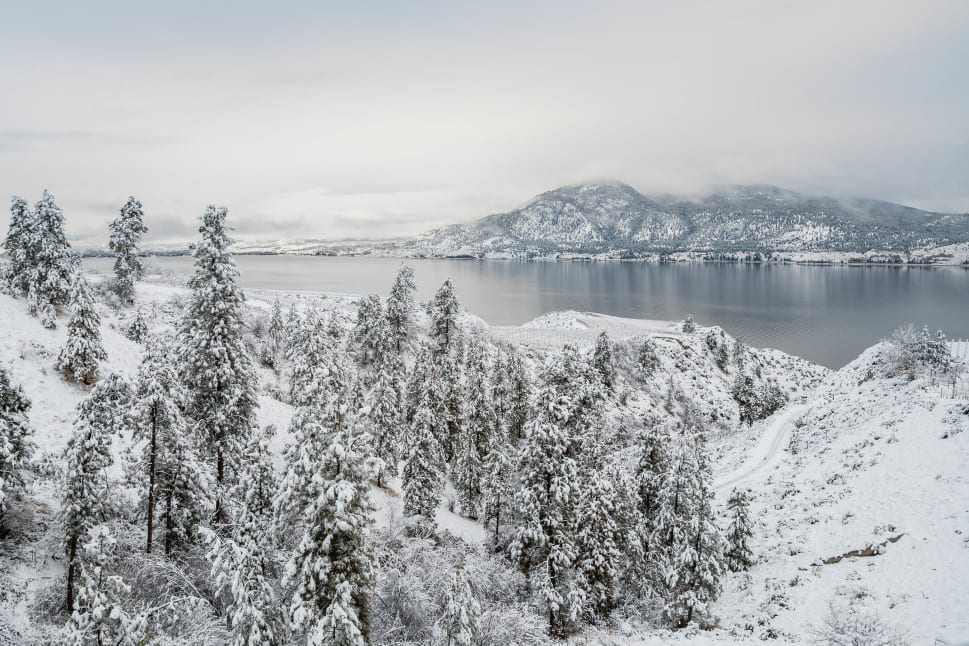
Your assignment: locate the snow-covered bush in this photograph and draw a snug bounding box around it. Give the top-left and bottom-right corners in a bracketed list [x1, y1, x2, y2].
[810, 601, 910, 646]
[883, 325, 952, 380]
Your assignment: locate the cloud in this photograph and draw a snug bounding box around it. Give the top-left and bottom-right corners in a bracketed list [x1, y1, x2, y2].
[1, 0, 967, 243]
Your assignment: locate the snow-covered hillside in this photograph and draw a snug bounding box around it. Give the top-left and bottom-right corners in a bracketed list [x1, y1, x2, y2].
[1, 267, 966, 644]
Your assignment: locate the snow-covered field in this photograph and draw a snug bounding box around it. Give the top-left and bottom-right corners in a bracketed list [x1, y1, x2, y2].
[1, 268, 967, 644]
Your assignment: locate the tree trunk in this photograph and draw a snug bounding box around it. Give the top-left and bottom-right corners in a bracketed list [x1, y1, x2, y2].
[146, 406, 157, 553]
[66, 535, 77, 611]
[165, 487, 175, 556]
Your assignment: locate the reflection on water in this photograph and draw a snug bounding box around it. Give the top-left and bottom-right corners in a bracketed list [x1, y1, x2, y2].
[84, 255, 969, 369]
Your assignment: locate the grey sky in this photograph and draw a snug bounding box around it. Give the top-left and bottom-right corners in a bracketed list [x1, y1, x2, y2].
[1, 0, 967, 245]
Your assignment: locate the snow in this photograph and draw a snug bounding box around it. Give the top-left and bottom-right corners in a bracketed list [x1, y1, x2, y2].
[2, 268, 967, 644]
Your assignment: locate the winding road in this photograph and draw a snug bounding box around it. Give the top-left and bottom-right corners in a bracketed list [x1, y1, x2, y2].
[715, 402, 812, 493]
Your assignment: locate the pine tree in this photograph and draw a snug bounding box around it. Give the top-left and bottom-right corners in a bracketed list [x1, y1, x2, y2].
[455, 344, 495, 519]
[0, 367, 32, 527]
[261, 297, 285, 370]
[361, 355, 404, 487]
[637, 336, 660, 379]
[57, 274, 107, 384]
[62, 526, 147, 646]
[62, 375, 130, 610]
[576, 468, 624, 621]
[28, 190, 77, 328]
[481, 421, 514, 544]
[203, 426, 283, 646]
[725, 488, 753, 572]
[350, 293, 392, 371]
[659, 434, 726, 628]
[277, 399, 375, 645]
[505, 350, 531, 444]
[511, 383, 585, 637]
[438, 354, 464, 464]
[178, 205, 258, 522]
[433, 557, 481, 646]
[125, 307, 149, 343]
[386, 264, 417, 354]
[429, 278, 461, 359]
[681, 314, 696, 334]
[592, 331, 615, 389]
[108, 196, 148, 306]
[288, 310, 347, 408]
[635, 422, 670, 558]
[402, 397, 446, 526]
[130, 342, 209, 555]
[2, 196, 34, 296]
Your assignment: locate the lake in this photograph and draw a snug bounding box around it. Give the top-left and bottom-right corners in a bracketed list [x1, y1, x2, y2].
[84, 255, 969, 369]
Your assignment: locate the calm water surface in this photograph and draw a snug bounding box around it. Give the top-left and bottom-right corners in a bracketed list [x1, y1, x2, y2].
[84, 256, 969, 369]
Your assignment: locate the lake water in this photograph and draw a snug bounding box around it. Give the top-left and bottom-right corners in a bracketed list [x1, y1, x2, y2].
[84, 255, 969, 369]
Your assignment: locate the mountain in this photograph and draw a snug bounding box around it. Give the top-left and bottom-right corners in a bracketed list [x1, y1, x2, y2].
[405, 183, 969, 258]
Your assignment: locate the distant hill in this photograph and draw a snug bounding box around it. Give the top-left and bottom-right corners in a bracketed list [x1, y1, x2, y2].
[403, 183, 969, 258]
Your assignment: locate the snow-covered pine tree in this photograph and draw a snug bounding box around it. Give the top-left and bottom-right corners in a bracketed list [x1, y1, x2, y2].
[637, 336, 660, 380]
[576, 467, 625, 621]
[0, 366, 32, 527]
[350, 293, 392, 371]
[28, 190, 78, 327]
[178, 205, 258, 522]
[288, 309, 348, 408]
[385, 263, 417, 354]
[511, 382, 584, 638]
[433, 556, 481, 646]
[261, 297, 285, 370]
[62, 525, 147, 646]
[481, 421, 514, 544]
[203, 425, 283, 646]
[108, 196, 148, 306]
[402, 393, 446, 527]
[681, 314, 696, 334]
[592, 331, 615, 389]
[2, 196, 34, 296]
[125, 307, 149, 343]
[361, 355, 404, 487]
[635, 421, 670, 559]
[62, 375, 131, 610]
[429, 278, 461, 359]
[57, 274, 107, 384]
[277, 398, 375, 645]
[725, 488, 753, 572]
[505, 350, 531, 444]
[130, 342, 210, 554]
[454, 343, 495, 519]
[661, 433, 726, 628]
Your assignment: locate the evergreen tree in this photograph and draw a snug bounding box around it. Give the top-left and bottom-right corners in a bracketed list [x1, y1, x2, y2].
[0, 367, 32, 527]
[125, 307, 149, 343]
[505, 350, 531, 444]
[635, 422, 670, 558]
[130, 343, 209, 554]
[261, 297, 285, 370]
[725, 488, 753, 572]
[511, 383, 585, 637]
[361, 356, 404, 487]
[481, 421, 514, 544]
[429, 278, 461, 358]
[108, 196, 148, 306]
[681, 314, 696, 334]
[658, 435, 726, 628]
[62, 526, 147, 646]
[438, 356, 464, 464]
[386, 264, 417, 354]
[455, 344, 495, 519]
[2, 196, 34, 296]
[637, 336, 660, 379]
[277, 399, 375, 645]
[433, 557, 481, 646]
[592, 331, 615, 389]
[203, 426, 283, 646]
[402, 397, 446, 526]
[350, 293, 392, 370]
[288, 310, 347, 408]
[178, 205, 258, 522]
[57, 274, 107, 384]
[62, 376, 131, 610]
[28, 190, 77, 328]
[576, 468, 624, 621]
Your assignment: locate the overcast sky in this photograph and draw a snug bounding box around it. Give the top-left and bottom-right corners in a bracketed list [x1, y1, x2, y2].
[1, 0, 967, 245]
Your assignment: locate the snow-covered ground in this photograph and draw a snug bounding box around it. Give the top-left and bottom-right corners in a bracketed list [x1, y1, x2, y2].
[2, 270, 967, 644]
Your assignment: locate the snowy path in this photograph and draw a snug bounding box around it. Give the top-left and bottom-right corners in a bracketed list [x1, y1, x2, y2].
[714, 402, 811, 493]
